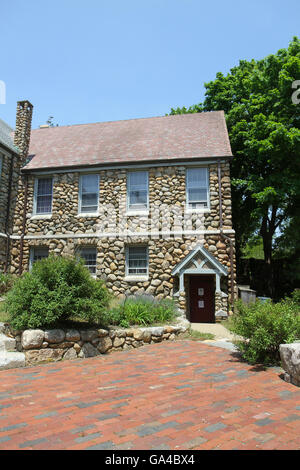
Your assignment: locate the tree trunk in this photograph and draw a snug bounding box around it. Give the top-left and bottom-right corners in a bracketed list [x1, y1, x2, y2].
[259, 207, 278, 297]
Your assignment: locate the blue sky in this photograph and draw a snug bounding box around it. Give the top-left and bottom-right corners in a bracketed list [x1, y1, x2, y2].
[1, 0, 299, 129]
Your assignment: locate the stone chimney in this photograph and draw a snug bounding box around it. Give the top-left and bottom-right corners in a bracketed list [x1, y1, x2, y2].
[14, 100, 33, 165]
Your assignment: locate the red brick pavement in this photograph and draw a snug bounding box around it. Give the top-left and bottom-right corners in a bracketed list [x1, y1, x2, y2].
[0, 340, 299, 450]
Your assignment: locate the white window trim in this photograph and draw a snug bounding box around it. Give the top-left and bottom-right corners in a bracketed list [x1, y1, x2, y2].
[127, 170, 149, 213]
[125, 245, 149, 278]
[185, 167, 210, 212]
[33, 177, 53, 215]
[78, 174, 100, 216]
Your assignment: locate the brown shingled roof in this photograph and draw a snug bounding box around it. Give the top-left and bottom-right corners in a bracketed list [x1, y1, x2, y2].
[23, 111, 232, 171]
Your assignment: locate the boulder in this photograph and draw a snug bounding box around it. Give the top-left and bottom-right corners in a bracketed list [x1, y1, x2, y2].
[25, 348, 64, 364]
[80, 343, 99, 358]
[44, 329, 66, 344]
[21, 330, 44, 350]
[97, 336, 113, 354]
[65, 329, 80, 342]
[279, 343, 300, 387]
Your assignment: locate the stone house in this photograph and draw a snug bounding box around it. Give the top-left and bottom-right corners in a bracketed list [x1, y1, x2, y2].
[1, 100, 236, 322]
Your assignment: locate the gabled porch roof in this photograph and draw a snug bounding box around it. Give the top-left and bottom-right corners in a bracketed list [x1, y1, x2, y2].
[172, 244, 228, 277]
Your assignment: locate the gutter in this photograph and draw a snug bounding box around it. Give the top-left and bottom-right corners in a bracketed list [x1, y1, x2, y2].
[18, 174, 28, 275]
[217, 159, 235, 306]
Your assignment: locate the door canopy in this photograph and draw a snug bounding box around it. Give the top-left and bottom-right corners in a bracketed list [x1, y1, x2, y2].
[172, 244, 228, 293]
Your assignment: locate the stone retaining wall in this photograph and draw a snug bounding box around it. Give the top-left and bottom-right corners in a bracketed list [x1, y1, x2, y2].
[4, 316, 190, 366]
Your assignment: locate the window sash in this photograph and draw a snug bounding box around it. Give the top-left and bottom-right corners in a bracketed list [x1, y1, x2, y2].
[79, 174, 99, 213]
[186, 168, 209, 209]
[78, 247, 97, 274]
[35, 178, 53, 214]
[127, 171, 148, 210]
[127, 246, 148, 275]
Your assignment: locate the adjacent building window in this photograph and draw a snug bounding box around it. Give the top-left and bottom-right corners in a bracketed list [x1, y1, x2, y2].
[127, 171, 148, 211]
[79, 174, 99, 213]
[0, 154, 3, 180]
[126, 246, 148, 276]
[78, 246, 97, 275]
[186, 168, 209, 209]
[29, 247, 49, 269]
[34, 177, 53, 214]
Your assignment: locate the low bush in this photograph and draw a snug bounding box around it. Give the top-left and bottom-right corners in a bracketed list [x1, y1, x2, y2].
[5, 256, 111, 329]
[106, 295, 178, 328]
[0, 272, 15, 295]
[231, 293, 300, 365]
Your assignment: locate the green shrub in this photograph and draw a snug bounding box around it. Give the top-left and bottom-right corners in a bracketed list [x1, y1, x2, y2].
[231, 297, 300, 365]
[0, 272, 15, 295]
[106, 295, 178, 327]
[5, 256, 111, 329]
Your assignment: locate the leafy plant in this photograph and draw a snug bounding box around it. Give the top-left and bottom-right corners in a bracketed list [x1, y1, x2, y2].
[4, 256, 111, 329]
[106, 295, 178, 327]
[231, 293, 300, 365]
[0, 272, 15, 295]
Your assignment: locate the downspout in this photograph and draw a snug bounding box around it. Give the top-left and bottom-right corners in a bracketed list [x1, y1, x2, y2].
[4, 154, 15, 273]
[217, 159, 235, 306]
[19, 174, 28, 275]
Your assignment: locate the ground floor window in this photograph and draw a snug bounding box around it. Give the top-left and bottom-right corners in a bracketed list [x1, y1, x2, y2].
[78, 247, 97, 275]
[29, 247, 49, 269]
[126, 245, 148, 276]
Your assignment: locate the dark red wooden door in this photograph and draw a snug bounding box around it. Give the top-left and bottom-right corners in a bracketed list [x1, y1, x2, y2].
[189, 275, 215, 323]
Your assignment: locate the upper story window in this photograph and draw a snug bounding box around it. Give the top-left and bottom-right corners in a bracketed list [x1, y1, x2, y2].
[79, 174, 99, 214]
[77, 246, 97, 275]
[0, 154, 3, 180]
[127, 171, 148, 211]
[126, 245, 148, 276]
[186, 167, 209, 210]
[34, 177, 53, 214]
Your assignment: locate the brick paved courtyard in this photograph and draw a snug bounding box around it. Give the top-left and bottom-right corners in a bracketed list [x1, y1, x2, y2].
[0, 340, 299, 450]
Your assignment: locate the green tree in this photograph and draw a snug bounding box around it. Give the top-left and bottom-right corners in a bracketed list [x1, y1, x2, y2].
[170, 37, 300, 296]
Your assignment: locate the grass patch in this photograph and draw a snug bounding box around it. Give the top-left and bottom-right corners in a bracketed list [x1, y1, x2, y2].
[177, 329, 215, 341]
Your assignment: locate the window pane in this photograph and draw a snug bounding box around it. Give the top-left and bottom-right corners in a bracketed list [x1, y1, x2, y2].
[128, 246, 148, 275]
[79, 247, 97, 274]
[81, 193, 98, 212]
[32, 247, 49, 265]
[80, 175, 99, 213]
[188, 188, 207, 202]
[36, 178, 53, 214]
[81, 174, 99, 193]
[187, 168, 207, 186]
[37, 178, 52, 196]
[187, 168, 208, 208]
[128, 171, 148, 209]
[36, 195, 52, 214]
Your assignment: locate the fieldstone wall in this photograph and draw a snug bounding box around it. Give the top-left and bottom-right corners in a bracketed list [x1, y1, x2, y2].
[8, 161, 236, 315]
[4, 316, 190, 366]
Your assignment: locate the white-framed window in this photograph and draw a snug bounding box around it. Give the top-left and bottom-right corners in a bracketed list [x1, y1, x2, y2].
[34, 177, 53, 215]
[78, 246, 97, 275]
[126, 246, 148, 276]
[186, 167, 209, 210]
[127, 171, 149, 211]
[29, 247, 49, 270]
[79, 174, 99, 214]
